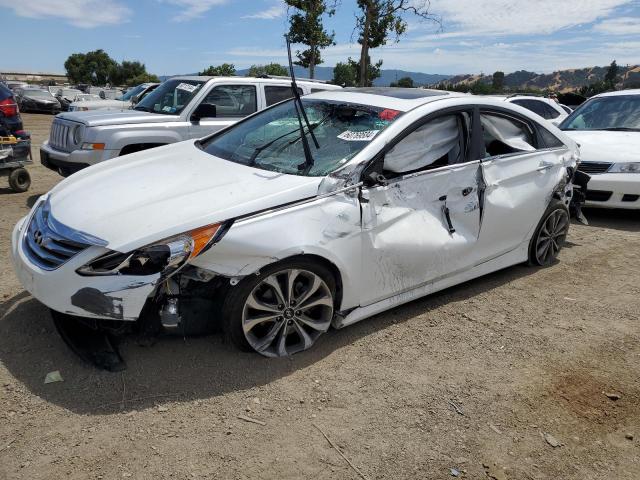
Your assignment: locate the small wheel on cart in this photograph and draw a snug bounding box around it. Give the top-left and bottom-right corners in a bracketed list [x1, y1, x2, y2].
[8, 168, 31, 193]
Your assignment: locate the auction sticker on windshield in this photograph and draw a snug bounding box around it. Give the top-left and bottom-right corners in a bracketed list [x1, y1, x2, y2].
[176, 83, 198, 93]
[337, 130, 380, 141]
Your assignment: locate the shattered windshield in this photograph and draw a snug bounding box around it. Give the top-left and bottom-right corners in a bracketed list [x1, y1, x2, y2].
[202, 99, 402, 176]
[561, 95, 640, 131]
[134, 79, 204, 115]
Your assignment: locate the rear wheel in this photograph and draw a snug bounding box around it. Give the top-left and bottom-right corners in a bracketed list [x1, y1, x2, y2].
[223, 259, 335, 357]
[528, 203, 569, 266]
[8, 168, 31, 192]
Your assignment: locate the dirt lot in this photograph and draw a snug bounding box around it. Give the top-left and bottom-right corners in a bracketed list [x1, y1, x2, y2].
[1, 113, 639, 479]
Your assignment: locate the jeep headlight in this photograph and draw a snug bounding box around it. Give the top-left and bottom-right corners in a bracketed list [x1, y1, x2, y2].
[608, 162, 640, 173]
[69, 125, 83, 145]
[77, 224, 222, 277]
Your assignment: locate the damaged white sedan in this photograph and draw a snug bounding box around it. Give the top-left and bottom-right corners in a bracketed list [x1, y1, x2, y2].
[12, 88, 580, 363]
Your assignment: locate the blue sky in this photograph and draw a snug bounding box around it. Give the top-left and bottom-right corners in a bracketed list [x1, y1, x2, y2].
[2, 0, 640, 76]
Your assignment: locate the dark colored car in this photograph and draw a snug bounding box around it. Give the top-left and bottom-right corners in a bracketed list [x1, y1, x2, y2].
[0, 82, 23, 135]
[0, 82, 32, 192]
[16, 88, 61, 114]
[55, 88, 83, 111]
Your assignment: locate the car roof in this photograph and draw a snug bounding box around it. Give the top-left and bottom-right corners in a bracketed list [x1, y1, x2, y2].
[170, 75, 340, 87]
[306, 88, 465, 111]
[594, 89, 640, 98]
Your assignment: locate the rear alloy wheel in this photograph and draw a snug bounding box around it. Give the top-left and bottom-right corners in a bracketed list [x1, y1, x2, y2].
[530, 206, 569, 266]
[225, 263, 335, 357]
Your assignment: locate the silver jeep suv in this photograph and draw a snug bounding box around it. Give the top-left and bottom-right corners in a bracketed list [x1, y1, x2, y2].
[41, 76, 341, 176]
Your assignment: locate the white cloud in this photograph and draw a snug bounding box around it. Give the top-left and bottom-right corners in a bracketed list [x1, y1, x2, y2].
[242, 4, 286, 20]
[0, 0, 130, 28]
[428, 0, 631, 36]
[594, 17, 640, 35]
[158, 0, 228, 21]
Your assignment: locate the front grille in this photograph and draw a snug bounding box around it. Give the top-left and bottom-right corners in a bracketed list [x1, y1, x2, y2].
[578, 162, 612, 174]
[586, 190, 613, 202]
[23, 203, 90, 270]
[49, 120, 74, 152]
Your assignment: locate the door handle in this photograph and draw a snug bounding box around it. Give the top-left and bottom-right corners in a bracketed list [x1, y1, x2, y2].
[439, 195, 456, 234]
[537, 160, 554, 172]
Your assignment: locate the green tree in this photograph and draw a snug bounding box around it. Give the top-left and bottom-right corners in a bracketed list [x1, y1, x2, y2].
[127, 72, 160, 86]
[247, 63, 289, 77]
[492, 71, 505, 91]
[200, 63, 236, 76]
[604, 60, 618, 88]
[355, 0, 439, 87]
[285, 0, 336, 79]
[396, 76, 414, 87]
[332, 61, 357, 86]
[64, 49, 118, 85]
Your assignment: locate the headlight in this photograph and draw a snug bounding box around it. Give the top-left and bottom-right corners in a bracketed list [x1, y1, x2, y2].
[77, 224, 222, 277]
[69, 125, 83, 145]
[608, 162, 640, 173]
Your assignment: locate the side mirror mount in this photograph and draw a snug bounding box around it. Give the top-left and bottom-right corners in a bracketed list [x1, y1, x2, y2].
[191, 103, 217, 122]
[131, 95, 140, 105]
[361, 156, 387, 187]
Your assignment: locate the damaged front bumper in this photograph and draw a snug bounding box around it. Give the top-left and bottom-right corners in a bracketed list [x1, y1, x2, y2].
[11, 216, 160, 321]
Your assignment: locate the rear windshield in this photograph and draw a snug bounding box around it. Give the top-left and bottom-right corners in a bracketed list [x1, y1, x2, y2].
[202, 98, 402, 176]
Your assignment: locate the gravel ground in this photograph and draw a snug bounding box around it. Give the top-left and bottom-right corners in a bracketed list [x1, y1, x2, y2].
[1, 113, 639, 479]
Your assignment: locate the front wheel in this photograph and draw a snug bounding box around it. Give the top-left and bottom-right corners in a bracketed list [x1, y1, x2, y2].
[223, 259, 336, 357]
[528, 203, 569, 266]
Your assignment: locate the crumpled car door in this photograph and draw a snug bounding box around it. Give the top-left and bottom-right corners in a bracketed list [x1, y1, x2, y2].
[359, 161, 483, 306]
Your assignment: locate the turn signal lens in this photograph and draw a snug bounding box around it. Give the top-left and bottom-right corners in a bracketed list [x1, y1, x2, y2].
[189, 224, 220, 258]
[81, 143, 105, 150]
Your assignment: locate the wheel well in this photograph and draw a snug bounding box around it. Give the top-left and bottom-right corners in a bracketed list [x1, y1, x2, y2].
[268, 254, 344, 309]
[119, 143, 166, 156]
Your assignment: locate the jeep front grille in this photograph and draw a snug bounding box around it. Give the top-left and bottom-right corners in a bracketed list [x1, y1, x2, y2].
[49, 119, 76, 152]
[23, 203, 91, 270]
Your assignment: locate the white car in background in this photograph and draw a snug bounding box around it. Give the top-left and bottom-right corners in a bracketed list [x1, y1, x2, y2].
[13, 88, 580, 364]
[495, 95, 570, 126]
[561, 89, 640, 209]
[69, 83, 159, 112]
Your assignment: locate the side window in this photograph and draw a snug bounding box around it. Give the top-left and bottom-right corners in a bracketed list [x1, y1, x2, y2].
[480, 112, 536, 157]
[264, 86, 303, 107]
[538, 127, 565, 148]
[202, 85, 257, 117]
[539, 101, 560, 119]
[384, 112, 471, 174]
[512, 99, 545, 117]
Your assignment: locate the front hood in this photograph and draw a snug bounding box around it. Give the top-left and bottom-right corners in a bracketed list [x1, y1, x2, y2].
[47, 141, 323, 252]
[26, 97, 58, 104]
[56, 109, 178, 127]
[564, 130, 640, 163]
[70, 100, 129, 110]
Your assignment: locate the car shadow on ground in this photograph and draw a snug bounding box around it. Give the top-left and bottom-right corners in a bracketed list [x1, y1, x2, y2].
[0, 261, 537, 416]
[582, 208, 640, 232]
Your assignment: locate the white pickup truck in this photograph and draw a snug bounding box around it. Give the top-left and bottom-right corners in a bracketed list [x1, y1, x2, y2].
[41, 76, 341, 176]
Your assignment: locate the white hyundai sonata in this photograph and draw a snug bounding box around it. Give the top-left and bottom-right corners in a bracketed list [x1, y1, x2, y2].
[12, 88, 580, 360]
[561, 89, 640, 209]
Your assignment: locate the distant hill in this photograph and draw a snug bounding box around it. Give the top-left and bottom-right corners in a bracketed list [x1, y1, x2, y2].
[161, 66, 450, 86]
[438, 65, 640, 92]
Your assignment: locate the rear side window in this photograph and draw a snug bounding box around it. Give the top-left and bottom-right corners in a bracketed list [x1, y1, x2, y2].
[538, 127, 565, 148]
[202, 85, 257, 117]
[481, 112, 535, 157]
[512, 99, 559, 120]
[264, 86, 302, 106]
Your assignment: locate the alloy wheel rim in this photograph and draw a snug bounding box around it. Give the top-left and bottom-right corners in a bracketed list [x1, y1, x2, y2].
[242, 268, 333, 357]
[535, 209, 569, 265]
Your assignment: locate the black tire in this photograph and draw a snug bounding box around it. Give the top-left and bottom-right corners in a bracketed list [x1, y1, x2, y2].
[222, 258, 336, 355]
[528, 202, 570, 266]
[8, 168, 31, 193]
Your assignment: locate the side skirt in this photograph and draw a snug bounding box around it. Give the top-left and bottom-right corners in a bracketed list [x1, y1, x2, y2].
[333, 242, 528, 329]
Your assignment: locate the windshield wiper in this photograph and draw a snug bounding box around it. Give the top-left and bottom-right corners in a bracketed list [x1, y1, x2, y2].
[133, 105, 150, 112]
[285, 35, 319, 172]
[601, 127, 640, 131]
